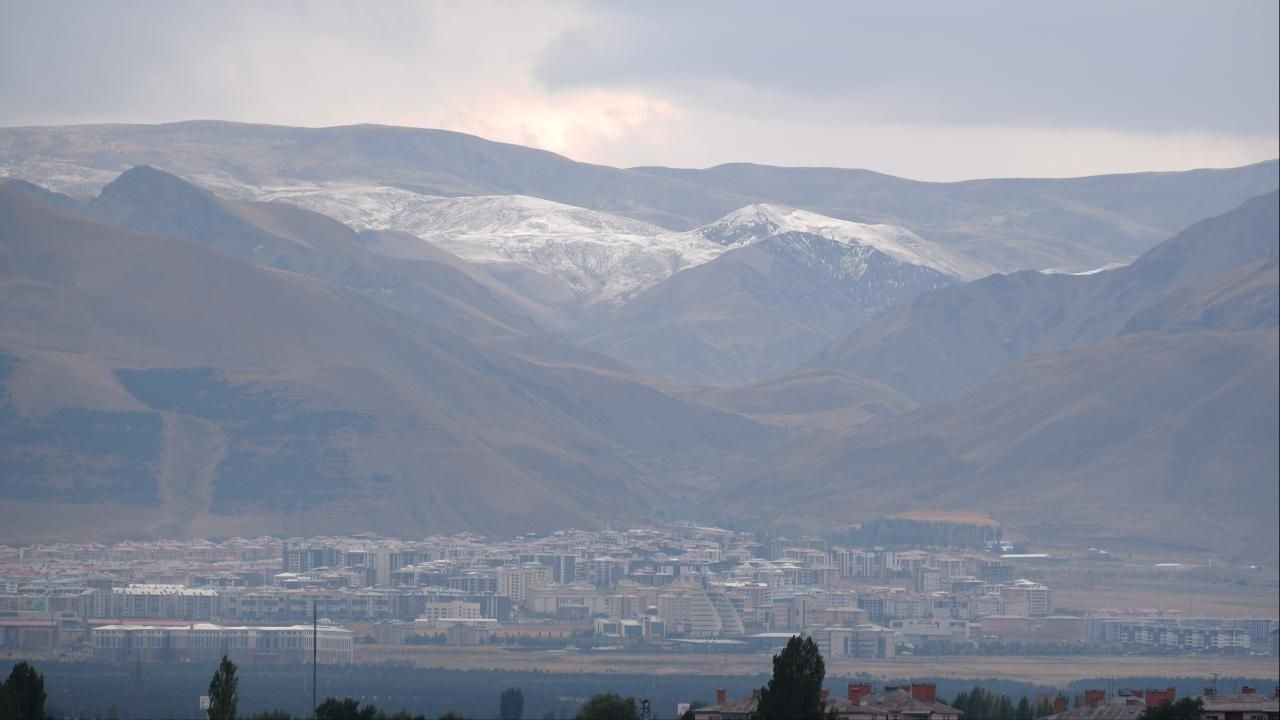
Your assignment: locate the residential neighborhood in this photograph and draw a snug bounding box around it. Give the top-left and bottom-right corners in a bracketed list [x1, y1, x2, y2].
[1, 525, 1274, 666]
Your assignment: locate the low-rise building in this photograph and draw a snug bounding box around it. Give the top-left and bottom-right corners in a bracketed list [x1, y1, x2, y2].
[692, 684, 960, 720]
[1200, 687, 1279, 720]
[417, 600, 482, 625]
[91, 622, 354, 664]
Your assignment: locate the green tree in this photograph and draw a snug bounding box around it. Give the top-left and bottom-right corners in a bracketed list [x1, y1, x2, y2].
[315, 697, 379, 720]
[955, 686, 1017, 720]
[574, 692, 639, 720]
[1015, 696, 1033, 720]
[1, 662, 50, 720]
[756, 635, 826, 720]
[207, 656, 239, 720]
[1138, 698, 1204, 720]
[500, 687, 525, 720]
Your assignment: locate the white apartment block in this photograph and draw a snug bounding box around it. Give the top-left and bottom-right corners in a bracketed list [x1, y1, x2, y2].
[91, 623, 353, 664]
[498, 563, 551, 605]
[418, 601, 482, 624]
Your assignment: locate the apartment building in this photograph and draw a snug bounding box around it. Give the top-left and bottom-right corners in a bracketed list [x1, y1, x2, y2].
[91, 623, 354, 664]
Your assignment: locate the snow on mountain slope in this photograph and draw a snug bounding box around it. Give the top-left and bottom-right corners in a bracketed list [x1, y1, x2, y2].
[261, 185, 722, 302]
[694, 204, 994, 280]
[258, 186, 990, 303]
[1041, 261, 1131, 276]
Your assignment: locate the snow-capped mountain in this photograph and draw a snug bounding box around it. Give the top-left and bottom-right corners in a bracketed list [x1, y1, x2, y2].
[261, 185, 989, 305]
[580, 229, 962, 384]
[692, 204, 993, 280]
[261, 185, 730, 303]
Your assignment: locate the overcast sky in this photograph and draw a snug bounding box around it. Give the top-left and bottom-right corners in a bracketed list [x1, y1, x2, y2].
[2, 0, 1277, 180]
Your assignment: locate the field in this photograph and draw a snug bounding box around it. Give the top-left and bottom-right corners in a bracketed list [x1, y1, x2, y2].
[890, 511, 999, 526]
[352, 645, 1280, 685]
[1052, 587, 1279, 619]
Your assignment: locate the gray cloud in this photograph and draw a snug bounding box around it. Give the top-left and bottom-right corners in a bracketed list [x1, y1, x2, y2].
[0, 0, 1276, 179]
[535, 0, 1279, 135]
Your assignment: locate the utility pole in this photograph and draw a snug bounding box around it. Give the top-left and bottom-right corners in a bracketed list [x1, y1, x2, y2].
[313, 600, 318, 718]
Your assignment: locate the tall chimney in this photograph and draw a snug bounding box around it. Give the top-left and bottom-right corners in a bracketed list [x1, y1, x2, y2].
[1084, 690, 1106, 708]
[716, 689, 727, 705]
[848, 683, 873, 705]
[1053, 696, 1067, 713]
[910, 684, 937, 704]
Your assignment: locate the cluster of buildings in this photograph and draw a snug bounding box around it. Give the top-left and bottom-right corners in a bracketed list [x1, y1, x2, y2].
[89, 622, 354, 664]
[0, 526, 1275, 664]
[1085, 616, 1270, 652]
[689, 684, 1280, 720]
[691, 683, 961, 720]
[1043, 685, 1279, 720]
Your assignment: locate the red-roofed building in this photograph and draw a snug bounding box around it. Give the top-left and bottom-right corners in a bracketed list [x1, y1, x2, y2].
[693, 684, 961, 720]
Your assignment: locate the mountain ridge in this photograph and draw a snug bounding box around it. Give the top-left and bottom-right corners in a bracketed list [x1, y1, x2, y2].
[809, 191, 1280, 403]
[264, 185, 976, 307]
[2, 120, 1275, 272]
[581, 230, 961, 384]
[0, 183, 776, 542]
[723, 329, 1279, 559]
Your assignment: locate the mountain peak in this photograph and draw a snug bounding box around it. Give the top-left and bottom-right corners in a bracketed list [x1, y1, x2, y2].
[94, 165, 213, 208]
[698, 203, 993, 280]
[110, 164, 190, 187]
[84, 167, 266, 259]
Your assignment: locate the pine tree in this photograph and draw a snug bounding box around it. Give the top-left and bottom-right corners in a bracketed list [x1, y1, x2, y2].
[500, 687, 525, 720]
[315, 697, 379, 720]
[756, 635, 826, 720]
[207, 655, 239, 720]
[1138, 698, 1204, 720]
[573, 693, 638, 720]
[1, 662, 50, 720]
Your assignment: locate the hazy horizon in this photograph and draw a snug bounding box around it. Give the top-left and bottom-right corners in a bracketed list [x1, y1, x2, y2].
[6, 117, 1280, 182]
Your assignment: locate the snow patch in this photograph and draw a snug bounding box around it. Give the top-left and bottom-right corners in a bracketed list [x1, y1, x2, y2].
[1040, 262, 1129, 276]
[701, 204, 993, 281]
[259, 186, 990, 304]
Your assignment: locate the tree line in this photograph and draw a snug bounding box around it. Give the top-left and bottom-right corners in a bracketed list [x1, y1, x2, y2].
[204, 656, 648, 720]
[2, 655, 1234, 719]
[950, 686, 1057, 719]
